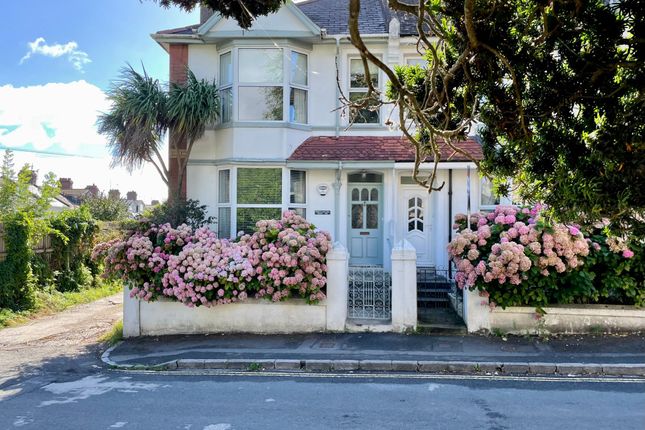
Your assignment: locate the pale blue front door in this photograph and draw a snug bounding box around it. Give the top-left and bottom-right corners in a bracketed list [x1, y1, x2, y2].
[348, 183, 383, 265]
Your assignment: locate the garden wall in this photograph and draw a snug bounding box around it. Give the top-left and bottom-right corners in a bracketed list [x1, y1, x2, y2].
[125, 294, 328, 336]
[490, 305, 645, 334]
[122, 242, 350, 337]
[463, 291, 645, 334]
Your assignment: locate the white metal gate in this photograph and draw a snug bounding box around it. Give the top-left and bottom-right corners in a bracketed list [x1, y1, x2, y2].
[347, 266, 391, 321]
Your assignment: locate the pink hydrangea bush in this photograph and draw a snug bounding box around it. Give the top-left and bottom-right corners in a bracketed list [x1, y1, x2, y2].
[448, 205, 591, 309]
[92, 212, 331, 307]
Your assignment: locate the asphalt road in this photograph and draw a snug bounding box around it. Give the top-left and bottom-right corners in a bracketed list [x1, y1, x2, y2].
[1, 370, 644, 430]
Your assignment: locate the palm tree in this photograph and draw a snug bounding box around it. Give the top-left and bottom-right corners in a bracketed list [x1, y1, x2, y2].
[167, 70, 220, 199]
[98, 65, 219, 199]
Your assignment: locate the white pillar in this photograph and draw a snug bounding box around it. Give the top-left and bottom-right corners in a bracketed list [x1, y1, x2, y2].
[122, 284, 141, 338]
[391, 240, 417, 332]
[463, 287, 491, 333]
[325, 242, 349, 331]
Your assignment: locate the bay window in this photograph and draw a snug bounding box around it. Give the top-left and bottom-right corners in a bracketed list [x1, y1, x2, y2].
[216, 168, 309, 237]
[218, 47, 309, 124]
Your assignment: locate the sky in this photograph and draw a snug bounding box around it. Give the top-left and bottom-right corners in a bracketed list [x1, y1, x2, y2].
[0, 0, 199, 203]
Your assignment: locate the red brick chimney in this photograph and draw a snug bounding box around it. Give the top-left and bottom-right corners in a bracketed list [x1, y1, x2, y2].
[60, 178, 73, 190]
[85, 184, 99, 197]
[168, 43, 189, 202]
[126, 191, 138, 201]
[108, 189, 121, 200]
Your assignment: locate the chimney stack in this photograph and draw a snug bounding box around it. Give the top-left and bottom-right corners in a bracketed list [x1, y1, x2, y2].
[85, 184, 99, 197]
[108, 189, 121, 200]
[200, 5, 214, 24]
[126, 191, 138, 201]
[60, 178, 73, 190]
[29, 170, 38, 186]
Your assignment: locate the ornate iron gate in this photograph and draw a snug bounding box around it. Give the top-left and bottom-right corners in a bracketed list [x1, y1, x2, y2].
[348, 266, 391, 321]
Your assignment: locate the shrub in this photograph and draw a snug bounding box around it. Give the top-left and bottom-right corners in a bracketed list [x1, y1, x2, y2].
[49, 207, 99, 291]
[0, 213, 37, 310]
[140, 199, 214, 230]
[93, 211, 331, 307]
[449, 205, 643, 310]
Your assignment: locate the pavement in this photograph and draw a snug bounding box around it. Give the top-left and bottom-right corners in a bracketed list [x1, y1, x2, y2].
[103, 332, 645, 376]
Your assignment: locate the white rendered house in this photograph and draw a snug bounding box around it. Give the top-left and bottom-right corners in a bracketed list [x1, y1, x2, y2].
[153, 0, 508, 271]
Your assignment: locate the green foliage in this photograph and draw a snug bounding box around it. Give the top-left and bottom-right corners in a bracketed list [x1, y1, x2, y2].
[98, 65, 220, 198]
[81, 194, 131, 222]
[48, 206, 99, 292]
[138, 199, 214, 230]
[0, 150, 60, 243]
[449, 0, 644, 236]
[0, 213, 37, 311]
[154, 0, 286, 29]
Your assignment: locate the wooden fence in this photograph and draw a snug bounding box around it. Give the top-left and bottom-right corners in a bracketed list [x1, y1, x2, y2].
[0, 224, 54, 262]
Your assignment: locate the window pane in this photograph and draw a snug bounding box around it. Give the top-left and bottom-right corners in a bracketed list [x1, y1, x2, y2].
[220, 87, 232, 123]
[290, 51, 307, 86]
[351, 188, 359, 201]
[237, 207, 282, 234]
[370, 188, 378, 201]
[237, 168, 282, 204]
[219, 52, 232, 86]
[350, 58, 378, 88]
[289, 88, 307, 123]
[351, 204, 363, 229]
[366, 204, 378, 229]
[481, 177, 500, 206]
[361, 188, 369, 201]
[239, 48, 283, 83]
[349, 91, 379, 124]
[289, 207, 306, 218]
[218, 169, 230, 203]
[348, 173, 383, 183]
[239, 87, 283, 121]
[218, 207, 231, 238]
[290, 170, 306, 204]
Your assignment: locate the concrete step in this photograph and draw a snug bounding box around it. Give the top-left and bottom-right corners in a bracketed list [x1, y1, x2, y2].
[416, 323, 468, 335]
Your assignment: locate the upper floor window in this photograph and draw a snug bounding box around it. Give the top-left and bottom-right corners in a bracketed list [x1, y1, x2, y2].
[349, 58, 380, 124]
[219, 47, 308, 124]
[219, 52, 233, 123]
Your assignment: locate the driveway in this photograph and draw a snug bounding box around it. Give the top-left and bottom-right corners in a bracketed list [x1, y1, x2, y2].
[0, 293, 122, 397]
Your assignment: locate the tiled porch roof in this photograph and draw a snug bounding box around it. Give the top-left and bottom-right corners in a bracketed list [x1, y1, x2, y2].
[288, 136, 483, 162]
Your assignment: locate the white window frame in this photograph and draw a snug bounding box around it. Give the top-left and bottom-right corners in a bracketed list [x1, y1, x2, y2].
[348, 56, 381, 125]
[288, 50, 309, 124]
[217, 46, 310, 124]
[288, 169, 307, 217]
[218, 51, 233, 123]
[217, 167, 232, 237]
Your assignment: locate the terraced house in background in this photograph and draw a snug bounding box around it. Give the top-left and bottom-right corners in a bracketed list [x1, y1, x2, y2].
[152, 0, 510, 271]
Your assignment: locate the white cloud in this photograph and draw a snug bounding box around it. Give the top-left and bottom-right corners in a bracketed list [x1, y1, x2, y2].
[3, 149, 166, 204]
[0, 81, 109, 152]
[0, 81, 166, 203]
[20, 37, 91, 72]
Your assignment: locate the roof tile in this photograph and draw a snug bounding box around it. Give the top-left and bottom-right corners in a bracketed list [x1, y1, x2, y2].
[288, 136, 483, 162]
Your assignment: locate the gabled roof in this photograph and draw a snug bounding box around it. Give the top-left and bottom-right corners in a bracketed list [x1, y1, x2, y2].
[155, 0, 419, 38]
[288, 136, 483, 162]
[296, 0, 419, 36]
